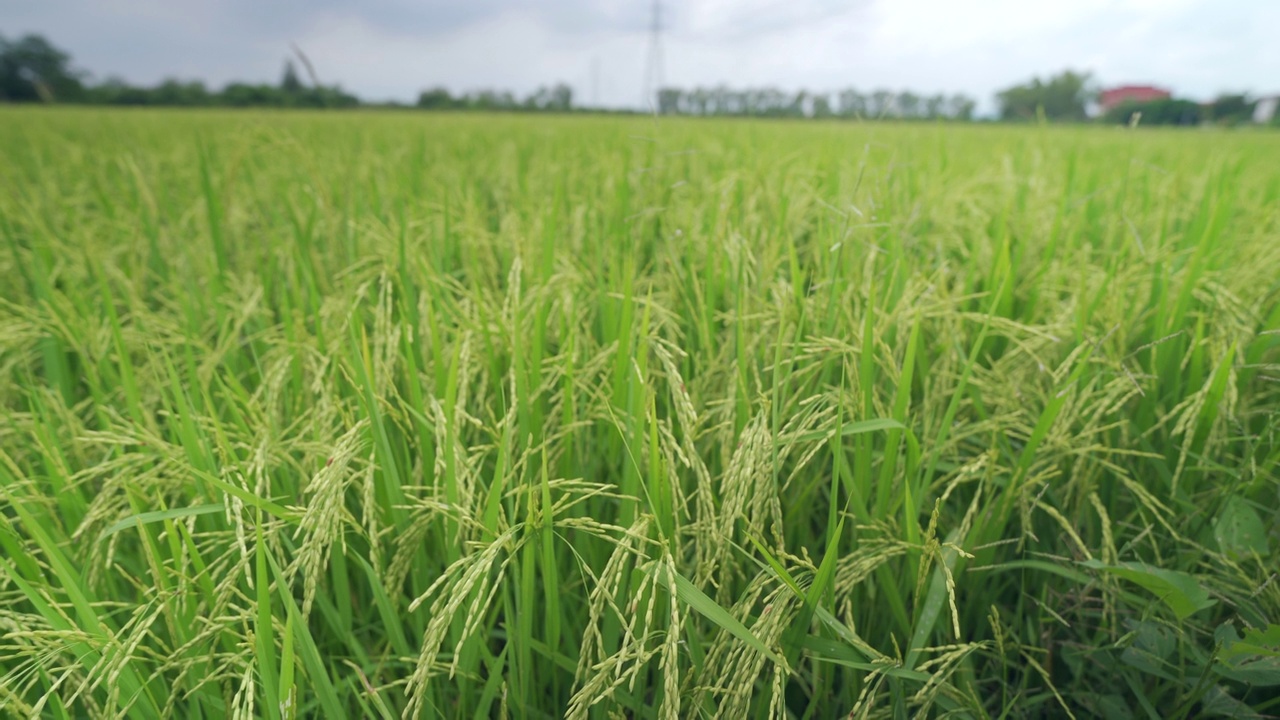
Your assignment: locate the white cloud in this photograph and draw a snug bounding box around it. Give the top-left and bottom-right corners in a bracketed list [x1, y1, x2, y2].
[5, 0, 1278, 106]
[293, 9, 647, 106]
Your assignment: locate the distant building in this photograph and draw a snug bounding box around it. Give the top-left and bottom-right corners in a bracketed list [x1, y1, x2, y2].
[1099, 85, 1172, 113]
[1254, 96, 1279, 124]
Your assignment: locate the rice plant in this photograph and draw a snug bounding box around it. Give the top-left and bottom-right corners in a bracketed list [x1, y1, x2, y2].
[1, 108, 1278, 718]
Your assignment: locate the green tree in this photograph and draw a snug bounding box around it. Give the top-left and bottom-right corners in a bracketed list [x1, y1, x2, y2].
[158, 79, 210, 106]
[220, 82, 277, 107]
[280, 60, 303, 95]
[548, 83, 572, 112]
[898, 91, 921, 118]
[949, 94, 976, 121]
[996, 70, 1094, 121]
[0, 33, 84, 102]
[86, 77, 151, 105]
[417, 87, 457, 109]
[1104, 98, 1202, 126]
[788, 90, 807, 117]
[924, 93, 945, 119]
[869, 89, 895, 118]
[657, 87, 681, 114]
[812, 93, 833, 119]
[836, 89, 863, 118]
[1204, 93, 1254, 126]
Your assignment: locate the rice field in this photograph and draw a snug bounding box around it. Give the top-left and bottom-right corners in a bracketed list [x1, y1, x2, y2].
[1, 107, 1278, 718]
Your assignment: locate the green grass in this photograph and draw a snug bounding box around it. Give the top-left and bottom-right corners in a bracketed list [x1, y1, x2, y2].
[1, 107, 1278, 718]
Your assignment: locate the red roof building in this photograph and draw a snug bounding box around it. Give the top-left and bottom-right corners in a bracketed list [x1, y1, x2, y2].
[1099, 85, 1172, 112]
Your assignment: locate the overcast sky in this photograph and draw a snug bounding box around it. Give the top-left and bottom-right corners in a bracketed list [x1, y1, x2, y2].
[3, 0, 1276, 110]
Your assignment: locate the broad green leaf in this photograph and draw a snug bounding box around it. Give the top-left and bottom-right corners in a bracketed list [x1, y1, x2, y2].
[1201, 685, 1256, 718]
[1213, 497, 1270, 558]
[1215, 623, 1280, 686]
[1119, 620, 1178, 682]
[1081, 560, 1215, 620]
[1080, 694, 1135, 720]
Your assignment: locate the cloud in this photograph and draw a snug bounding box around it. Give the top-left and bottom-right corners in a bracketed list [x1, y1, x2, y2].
[674, 0, 869, 41]
[2, 0, 1277, 107]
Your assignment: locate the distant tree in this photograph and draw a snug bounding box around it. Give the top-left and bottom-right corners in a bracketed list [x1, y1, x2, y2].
[837, 89, 866, 118]
[1104, 97, 1202, 126]
[949, 94, 976, 121]
[657, 87, 681, 115]
[1204, 93, 1254, 126]
[996, 70, 1094, 121]
[220, 82, 276, 107]
[154, 79, 210, 106]
[496, 90, 518, 109]
[924, 93, 945, 119]
[280, 60, 303, 94]
[760, 87, 787, 116]
[788, 90, 808, 117]
[706, 87, 723, 115]
[548, 83, 572, 112]
[84, 77, 141, 105]
[637, 84, 978, 122]
[898, 91, 921, 118]
[0, 32, 368, 109]
[524, 83, 576, 111]
[315, 85, 359, 108]
[812, 93, 833, 119]
[868, 89, 895, 118]
[0, 33, 84, 102]
[682, 87, 702, 115]
[466, 89, 506, 110]
[417, 87, 456, 109]
[523, 86, 550, 111]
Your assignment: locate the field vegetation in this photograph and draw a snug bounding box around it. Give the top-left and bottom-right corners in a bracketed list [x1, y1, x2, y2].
[1, 108, 1278, 717]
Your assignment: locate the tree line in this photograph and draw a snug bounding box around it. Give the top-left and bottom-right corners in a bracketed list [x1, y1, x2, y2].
[0, 31, 976, 120]
[653, 86, 977, 120]
[0, 32, 584, 112]
[1, 34, 360, 108]
[1102, 93, 1261, 127]
[995, 69, 1273, 127]
[415, 85, 574, 113]
[4, 32, 1274, 126]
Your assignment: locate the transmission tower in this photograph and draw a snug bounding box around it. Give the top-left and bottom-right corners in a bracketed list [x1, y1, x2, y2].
[641, 0, 663, 112]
